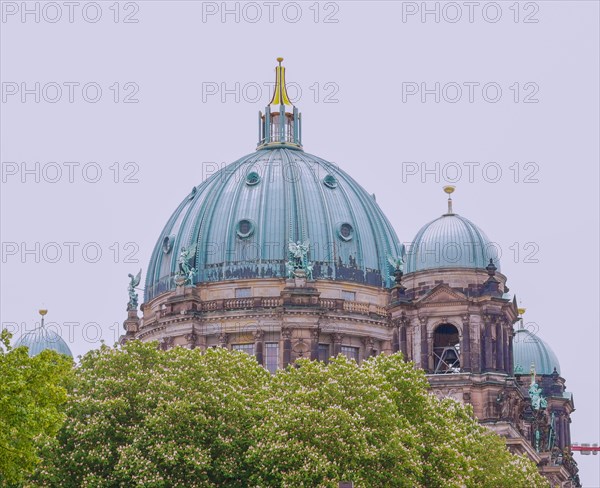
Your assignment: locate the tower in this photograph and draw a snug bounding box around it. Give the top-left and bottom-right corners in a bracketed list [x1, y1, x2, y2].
[388, 188, 578, 486]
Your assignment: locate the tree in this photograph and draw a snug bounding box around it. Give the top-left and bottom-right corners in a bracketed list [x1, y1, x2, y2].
[0, 330, 72, 485]
[30, 341, 548, 487]
[30, 342, 269, 487]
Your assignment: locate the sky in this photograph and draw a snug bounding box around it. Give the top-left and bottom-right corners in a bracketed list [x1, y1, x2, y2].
[1, 1, 599, 484]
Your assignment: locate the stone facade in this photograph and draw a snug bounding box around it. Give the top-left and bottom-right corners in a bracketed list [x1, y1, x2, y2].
[121, 59, 579, 488]
[122, 263, 578, 487]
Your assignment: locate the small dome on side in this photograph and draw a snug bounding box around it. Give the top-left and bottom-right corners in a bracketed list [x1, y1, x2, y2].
[513, 328, 560, 375]
[405, 187, 500, 274]
[14, 310, 73, 358]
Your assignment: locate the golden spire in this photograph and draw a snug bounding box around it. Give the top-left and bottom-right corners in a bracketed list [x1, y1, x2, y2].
[269, 57, 292, 107]
[443, 186, 455, 214]
[39, 308, 48, 328]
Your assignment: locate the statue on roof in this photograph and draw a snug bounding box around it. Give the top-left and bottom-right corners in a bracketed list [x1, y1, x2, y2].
[287, 240, 311, 278]
[127, 269, 142, 311]
[528, 365, 548, 410]
[388, 244, 407, 287]
[176, 244, 197, 286]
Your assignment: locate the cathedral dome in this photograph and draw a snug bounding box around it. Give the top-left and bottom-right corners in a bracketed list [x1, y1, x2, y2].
[405, 187, 500, 274]
[14, 311, 73, 358]
[512, 327, 561, 375]
[144, 61, 403, 302]
[145, 148, 403, 301]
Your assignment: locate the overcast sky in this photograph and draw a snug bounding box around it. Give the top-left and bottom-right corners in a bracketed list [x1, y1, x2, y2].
[1, 1, 598, 484]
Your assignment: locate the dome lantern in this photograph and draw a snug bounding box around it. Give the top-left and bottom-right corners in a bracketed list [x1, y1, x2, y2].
[257, 58, 302, 150]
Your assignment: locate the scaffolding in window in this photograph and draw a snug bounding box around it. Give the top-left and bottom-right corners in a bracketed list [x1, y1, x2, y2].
[433, 344, 461, 374]
[433, 323, 461, 374]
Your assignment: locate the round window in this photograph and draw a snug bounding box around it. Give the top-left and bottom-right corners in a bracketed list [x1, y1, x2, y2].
[246, 171, 261, 186]
[337, 223, 354, 241]
[323, 174, 338, 189]
[236, 219, 255, 238]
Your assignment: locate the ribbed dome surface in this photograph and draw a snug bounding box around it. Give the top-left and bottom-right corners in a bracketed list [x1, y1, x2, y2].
[513, 328, 560, 375]
[405, 213, 500, 273]
[15, 328, 73, 358]
[145, 148, 403, 301]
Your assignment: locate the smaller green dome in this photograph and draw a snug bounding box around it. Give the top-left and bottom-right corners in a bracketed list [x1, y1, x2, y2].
[15, 327, 73, 358]
[406, 213, 500, 273]
[513, 328, 560, 375]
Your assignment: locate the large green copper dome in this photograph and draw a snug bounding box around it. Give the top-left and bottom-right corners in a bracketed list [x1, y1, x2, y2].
[145, 148, 403, 301]
[144, 59, 402, 301]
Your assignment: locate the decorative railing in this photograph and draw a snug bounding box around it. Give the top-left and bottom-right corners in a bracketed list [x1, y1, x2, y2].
[261, 297, 281, 307]
[318, 298, 337, 309]
[343, 301, 369, 314]
[152, 297, 387, 322]
[223, 298, 254, 309]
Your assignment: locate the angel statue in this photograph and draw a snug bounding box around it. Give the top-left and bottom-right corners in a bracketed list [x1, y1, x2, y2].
[388, 255, 405, 273]
[528, 380, 548, 411]
[127, 269, 142, 311]
[176, 244, 197, 286]
[287, 240, 311, 278]
[388, 246, 407, 285]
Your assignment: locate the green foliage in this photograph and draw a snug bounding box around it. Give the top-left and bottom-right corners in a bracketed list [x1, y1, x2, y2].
[0, 331, 72, 485]
[30, 342, 548, 487]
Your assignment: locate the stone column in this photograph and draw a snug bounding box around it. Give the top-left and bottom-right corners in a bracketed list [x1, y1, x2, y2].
[496, 321, 504, 372]
[400, 325, 408, 360]
[391, 325, 400, 353]
[472, 318, 481, 373]
[484, 317, 493, 372]
[556, 413, 564, 450]
[461, 314, 471, 372]
[310, 328, 320, 361]
[282, 328, 292, 367]
[332, 333, 343, 357]
[507, 327, 514, 375]
[419, 316, 429, 372]
[363, 337, 376, 358]
[254, 329, 265, 366]
[503, 322, 510, 374]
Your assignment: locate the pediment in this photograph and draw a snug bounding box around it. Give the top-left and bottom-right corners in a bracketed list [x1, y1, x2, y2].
[416, 284, 467, 304]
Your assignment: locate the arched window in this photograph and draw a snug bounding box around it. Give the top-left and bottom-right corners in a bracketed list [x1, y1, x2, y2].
[433, 324, 461, 374]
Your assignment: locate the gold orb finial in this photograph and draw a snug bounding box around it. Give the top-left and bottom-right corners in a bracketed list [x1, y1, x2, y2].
[277, 57, 284, 64]
[39, 309, 48, 316]
[443, 186, 456, 214]
[518, 307, 526, 316]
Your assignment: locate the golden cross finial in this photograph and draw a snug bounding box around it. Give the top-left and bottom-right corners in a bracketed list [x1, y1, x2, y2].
[270, 57, 292, 107]
[443, 186, 455, 214]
